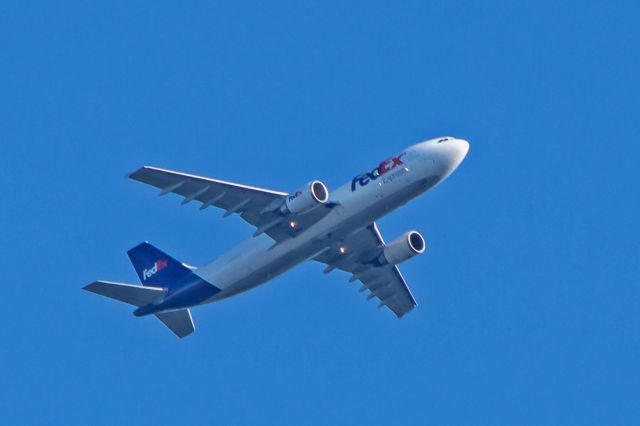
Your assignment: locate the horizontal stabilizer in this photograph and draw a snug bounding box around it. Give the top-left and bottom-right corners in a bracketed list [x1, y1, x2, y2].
[156, 309, 195, 338]
[83, 281, 166, 307]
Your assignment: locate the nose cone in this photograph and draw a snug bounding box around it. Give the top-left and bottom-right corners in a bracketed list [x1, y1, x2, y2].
[453, 138, 470, 165]
[410, 136, 470, 179]
[440, 138, 469, 174]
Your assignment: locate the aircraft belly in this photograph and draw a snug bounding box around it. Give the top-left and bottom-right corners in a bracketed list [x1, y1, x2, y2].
[200, 169, 441, 305]
[208, 240, 325, 299]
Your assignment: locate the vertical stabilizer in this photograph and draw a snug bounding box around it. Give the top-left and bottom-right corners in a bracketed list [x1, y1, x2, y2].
[127, 242, 193, 290]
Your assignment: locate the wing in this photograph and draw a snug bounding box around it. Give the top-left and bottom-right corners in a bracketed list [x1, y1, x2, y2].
[314, 223, 417, 317]
[128, 166, 332, 242]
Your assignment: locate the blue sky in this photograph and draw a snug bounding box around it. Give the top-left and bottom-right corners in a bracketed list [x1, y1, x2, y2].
[1, 0, 638, 424]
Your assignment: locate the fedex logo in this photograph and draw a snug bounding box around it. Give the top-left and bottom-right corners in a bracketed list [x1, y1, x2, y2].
[288, 190, 303, 201]
[351, 153, 406, 191]
[142, 259, 168, 280]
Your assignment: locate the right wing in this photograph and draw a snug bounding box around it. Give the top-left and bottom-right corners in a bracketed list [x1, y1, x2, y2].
[314, 223, 418, 318]
[128, 166, 332, 242]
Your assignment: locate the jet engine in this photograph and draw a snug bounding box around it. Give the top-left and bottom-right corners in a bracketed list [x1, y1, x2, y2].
[380, 231, 426, 265]
[282, 180, 329, 215]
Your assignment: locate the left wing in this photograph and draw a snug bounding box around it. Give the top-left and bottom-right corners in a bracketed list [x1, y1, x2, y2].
[129, 166, 332, 242]
[314, 223, 417, 317]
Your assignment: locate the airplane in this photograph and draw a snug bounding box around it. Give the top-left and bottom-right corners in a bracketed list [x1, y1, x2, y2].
[84, 136, 470, 338]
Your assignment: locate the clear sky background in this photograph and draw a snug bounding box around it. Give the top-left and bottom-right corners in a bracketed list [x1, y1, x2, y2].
[1, 1, 638, 425]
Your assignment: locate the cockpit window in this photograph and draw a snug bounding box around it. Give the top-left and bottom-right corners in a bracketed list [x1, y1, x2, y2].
[437, 137, 450, 143]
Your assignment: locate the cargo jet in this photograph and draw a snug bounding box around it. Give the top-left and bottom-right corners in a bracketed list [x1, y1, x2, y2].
[84, 137, 469, 337]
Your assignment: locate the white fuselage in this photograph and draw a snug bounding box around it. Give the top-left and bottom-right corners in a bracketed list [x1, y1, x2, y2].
[196, 137, 469, 303]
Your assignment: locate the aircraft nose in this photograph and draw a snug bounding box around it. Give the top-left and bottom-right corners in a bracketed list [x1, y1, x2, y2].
[442, 138, 469, 172]
[454, 138, 470, 162]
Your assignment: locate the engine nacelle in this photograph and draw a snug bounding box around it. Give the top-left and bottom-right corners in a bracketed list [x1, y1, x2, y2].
[380, 231, 426, 265]
[282, 180, 329, 215]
